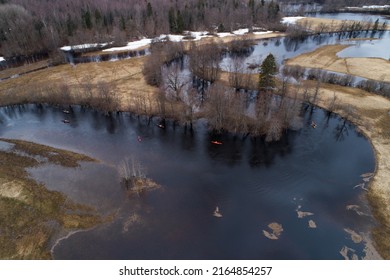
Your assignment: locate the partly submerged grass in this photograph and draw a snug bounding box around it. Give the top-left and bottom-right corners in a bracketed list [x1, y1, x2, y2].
[2, 138, 96, 168]
[368, 190, 390, 260]
[0, 139, 103, 259]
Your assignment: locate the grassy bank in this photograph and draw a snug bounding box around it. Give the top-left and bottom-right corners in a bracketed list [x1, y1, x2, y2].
[1, 31, 390, 258]
[297, 17, 390, 33]
[295, 82, 390, 259]
[286, 44, 390, 83]
[0, 138, 105, 259]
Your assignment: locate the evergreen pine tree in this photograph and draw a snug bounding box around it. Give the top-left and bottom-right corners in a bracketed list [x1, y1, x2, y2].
[82, 9, 93, 29]
[259, 53, 278, 90]
[176, 10, 184, 33]
[168, 8, 176, 33]
[147, 2, 153, 18]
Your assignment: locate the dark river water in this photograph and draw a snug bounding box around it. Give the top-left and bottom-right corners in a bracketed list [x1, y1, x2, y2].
[221, 31, 390, 71]
[0, 104, 376, 259]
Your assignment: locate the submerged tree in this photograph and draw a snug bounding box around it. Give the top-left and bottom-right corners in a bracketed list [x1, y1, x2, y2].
[258, 53, 278, 91]
[118, 157, 160, 195]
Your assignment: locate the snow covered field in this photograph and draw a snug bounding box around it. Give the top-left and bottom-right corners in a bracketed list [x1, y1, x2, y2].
[59, 28, 274, 54]
[349, 5, 390, 9]
[60, 43, 110, 52]
[102, 30, 272, 52]
[281, 16, 306, 25]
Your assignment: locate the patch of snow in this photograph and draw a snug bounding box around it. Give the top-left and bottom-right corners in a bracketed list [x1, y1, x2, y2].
[0, 56, 5, 62]
[159, 32, 213, 42]
[347, 5, 390, 9]
[362, 5, 390, 9]
[217, 32, 233, 37]
[188, 31, 212, 41]
[167, 34, 185, 41]
[281, 16, 306, 25]
[253, 31, 273, 36]
[217, 29, 273, 37]
[60, 43, 109, 51]
[67, 27, 274, 55]
[233, 28, 250, 35]
[103, 38, 152, 52]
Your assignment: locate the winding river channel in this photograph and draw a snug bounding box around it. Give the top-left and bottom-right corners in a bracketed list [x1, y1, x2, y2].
[1, 11, 389, 259]
[0, 105, 375, 259]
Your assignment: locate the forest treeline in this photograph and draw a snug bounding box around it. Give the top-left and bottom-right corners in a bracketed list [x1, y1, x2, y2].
[278, 0, 389, 6]
[0, 0, 284, 59]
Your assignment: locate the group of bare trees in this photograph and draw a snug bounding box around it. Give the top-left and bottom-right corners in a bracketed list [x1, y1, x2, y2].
[143, 39, 185, 87]
[278, 0, 389, 12]
[304, 68, 390, 97]
[189, 42, 222, 83]
[203, 82, 302, 141]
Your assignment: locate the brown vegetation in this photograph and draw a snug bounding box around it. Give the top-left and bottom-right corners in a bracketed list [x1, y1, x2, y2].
[1, 29, 390, 258]
[118, 157, 160, 196]
[0, 0, 284, 61]
[0, 138, 103, 259]
[263, 222, 284, 240]
[296, 17, 390, 33]
[286, 44, 390, 83]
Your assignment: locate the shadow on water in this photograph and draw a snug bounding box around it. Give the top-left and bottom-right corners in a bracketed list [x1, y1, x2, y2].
[0, 104, 377, 259]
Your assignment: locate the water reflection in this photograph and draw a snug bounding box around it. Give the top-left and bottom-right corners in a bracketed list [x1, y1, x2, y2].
[220, 31, 389, 70]
[0, 104, 376, 259]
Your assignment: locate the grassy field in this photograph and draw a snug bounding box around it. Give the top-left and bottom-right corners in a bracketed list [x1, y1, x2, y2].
[297, 17, 390, 33]
[0, 138, 105, 259]
[1, 29, 390, 258]
[286, 44, 390, 82]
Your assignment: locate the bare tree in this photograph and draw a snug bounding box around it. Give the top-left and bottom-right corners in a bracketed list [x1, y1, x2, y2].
[228, 57, 247, 89]
[189, 41, 222, 83]
[265, 113, 285, 142]
[93, 81, 119, 114]
[162, 62, 189, 101]
[143, 50, 163, 87]
[118, 156, 146, 189]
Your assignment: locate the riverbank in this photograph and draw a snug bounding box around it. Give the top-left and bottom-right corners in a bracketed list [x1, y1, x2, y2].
[286, 44, 390, 82]
[296, 82, 390, 259]
[0, 138, 106, 259]
[1, 32, 390, 258]
[0, 57, 159, 112]
[220, 71, 390, 258]
[297, 17, 390, 32]
[85, 31, 285, 57]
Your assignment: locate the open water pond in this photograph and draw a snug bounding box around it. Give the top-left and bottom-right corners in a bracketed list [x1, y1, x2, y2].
[337, 31, 390, 60]
[221, 31, 389, 71]
[0, 104, 377, 259]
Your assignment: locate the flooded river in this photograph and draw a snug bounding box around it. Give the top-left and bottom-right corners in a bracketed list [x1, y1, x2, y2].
[0, 104, 376, 259]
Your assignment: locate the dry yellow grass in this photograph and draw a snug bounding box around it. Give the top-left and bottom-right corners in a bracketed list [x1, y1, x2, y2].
[286, 44, 390, 82]
[298, 82, 390, 259]
[0, 60, 50, 80]
[1, 32, 390, 258]
[0, 57, 158, 110]
[0, 138, 103, 259]
[297, 17, 390, 32]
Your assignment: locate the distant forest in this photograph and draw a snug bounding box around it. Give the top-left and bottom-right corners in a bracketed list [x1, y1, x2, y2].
[278, 0, 389, 5]
[1, 0, 389, 59]
[0, 0, 284, 58]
